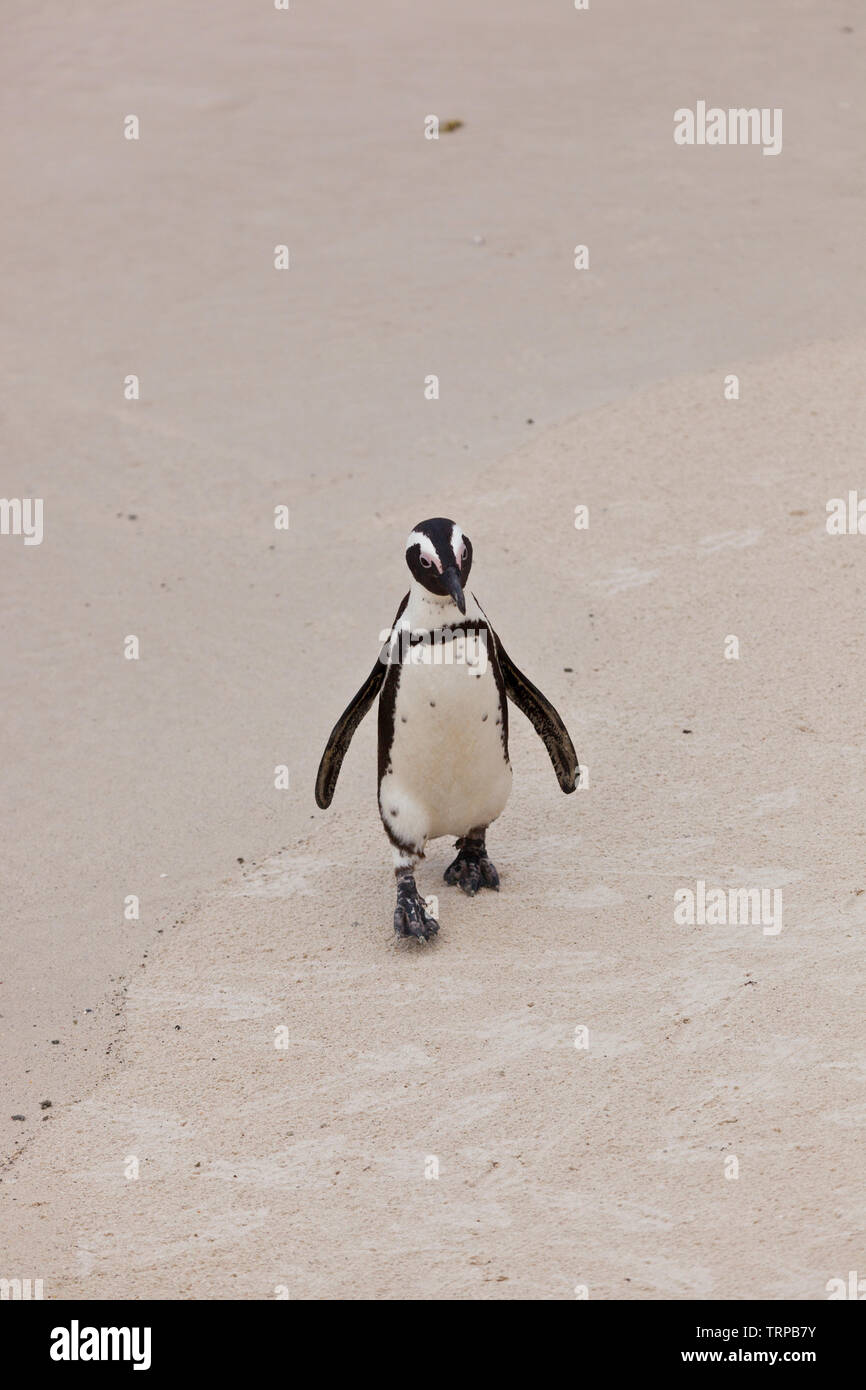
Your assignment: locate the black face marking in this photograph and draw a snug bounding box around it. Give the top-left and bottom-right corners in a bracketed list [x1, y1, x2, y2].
[405, 517, 473, 601]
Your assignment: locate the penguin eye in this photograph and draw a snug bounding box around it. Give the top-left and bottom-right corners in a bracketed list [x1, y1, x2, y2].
[419, 555, 433, 569]
[460, 546, 468, 564]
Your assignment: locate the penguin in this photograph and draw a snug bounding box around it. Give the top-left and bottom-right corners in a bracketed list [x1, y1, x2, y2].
[315, 518, 579, 942]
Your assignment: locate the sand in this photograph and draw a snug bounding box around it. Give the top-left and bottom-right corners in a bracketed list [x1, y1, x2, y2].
[2, 2, 865, 1299]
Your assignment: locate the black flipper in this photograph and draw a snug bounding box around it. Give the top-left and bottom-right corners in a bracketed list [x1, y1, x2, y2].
[315, 594, 409, 809]
[493, 633, 579, 794]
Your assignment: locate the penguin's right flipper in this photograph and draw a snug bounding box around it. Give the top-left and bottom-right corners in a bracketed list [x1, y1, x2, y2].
[494, 635, 580, 794]
[315, 594, 409, 809]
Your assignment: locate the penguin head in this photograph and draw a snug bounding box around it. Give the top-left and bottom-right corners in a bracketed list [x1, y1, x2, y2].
[405, 517, 472, 615]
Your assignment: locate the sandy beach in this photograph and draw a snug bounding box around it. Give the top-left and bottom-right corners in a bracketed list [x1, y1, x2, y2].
[2, 2, 865, 1299]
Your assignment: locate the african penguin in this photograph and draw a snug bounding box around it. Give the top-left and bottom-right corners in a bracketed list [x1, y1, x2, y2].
[315, 518, 579, 942]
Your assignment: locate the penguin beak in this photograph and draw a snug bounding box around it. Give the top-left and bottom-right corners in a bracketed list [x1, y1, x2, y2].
[442, 565, 466, 615]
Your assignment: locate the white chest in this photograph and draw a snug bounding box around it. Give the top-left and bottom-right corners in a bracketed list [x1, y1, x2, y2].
[379, 585, 512, 844]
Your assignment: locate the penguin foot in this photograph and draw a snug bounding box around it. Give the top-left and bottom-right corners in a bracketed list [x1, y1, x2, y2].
[393, 873, 439, 942]
[443, 838, 500, 896]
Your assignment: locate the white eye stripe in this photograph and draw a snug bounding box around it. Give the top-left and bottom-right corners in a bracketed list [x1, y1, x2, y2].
[406, 530, 443, 572]
[450, 524, 464, 564]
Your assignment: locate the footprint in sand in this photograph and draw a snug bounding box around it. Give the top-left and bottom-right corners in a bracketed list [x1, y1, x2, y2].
[233, 855, 332, 898]
[698, 529, 763, 553]
[591, 566, 659, 595]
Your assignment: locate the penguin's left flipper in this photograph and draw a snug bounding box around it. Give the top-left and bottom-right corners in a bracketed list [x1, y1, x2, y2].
[315, 659, 387, 808]
[494, 635, 580, 794]
[315, 596, 409, 810]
